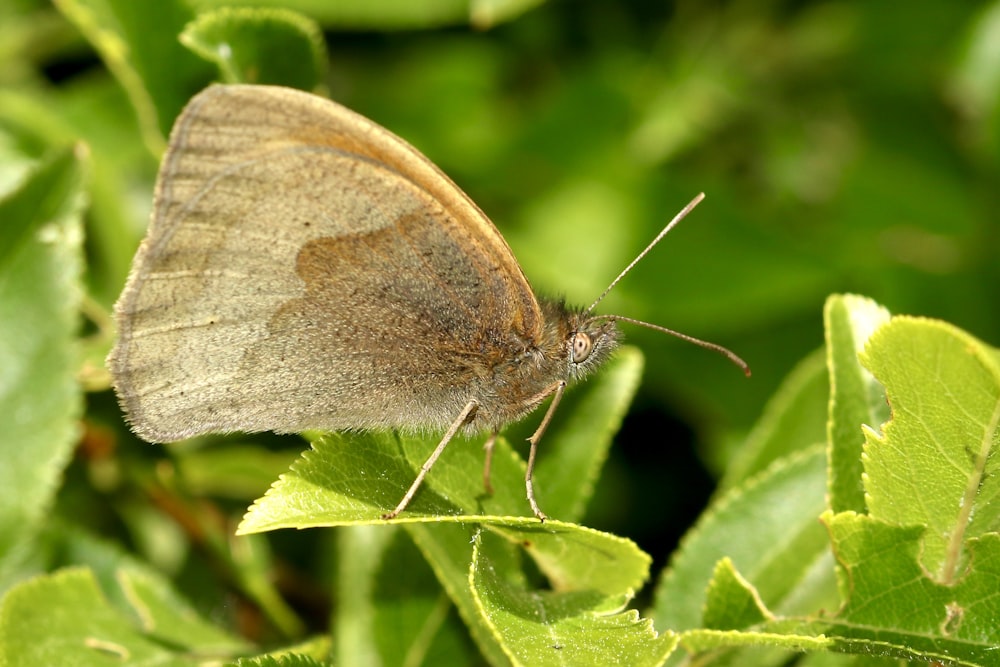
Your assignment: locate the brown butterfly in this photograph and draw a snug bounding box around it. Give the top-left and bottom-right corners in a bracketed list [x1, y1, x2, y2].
[108, 84, 748, 521]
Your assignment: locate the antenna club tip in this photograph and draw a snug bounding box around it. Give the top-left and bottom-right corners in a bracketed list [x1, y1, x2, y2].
[730, 356, 752, 377]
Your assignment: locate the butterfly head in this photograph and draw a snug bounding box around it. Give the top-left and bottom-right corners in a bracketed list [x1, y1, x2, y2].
[565, 312, 621, 381]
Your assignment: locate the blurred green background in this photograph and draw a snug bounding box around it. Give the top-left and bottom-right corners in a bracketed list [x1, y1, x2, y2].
[2, 0, 998, 590]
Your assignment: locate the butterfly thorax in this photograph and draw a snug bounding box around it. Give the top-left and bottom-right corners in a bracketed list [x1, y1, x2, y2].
[467, 299, 620, 430]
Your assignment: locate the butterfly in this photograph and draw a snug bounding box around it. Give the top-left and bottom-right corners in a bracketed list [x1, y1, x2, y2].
[108, 84, 748, 521]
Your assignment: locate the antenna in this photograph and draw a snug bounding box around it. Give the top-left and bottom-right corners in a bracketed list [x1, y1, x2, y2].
[586, 193, 751, 377]
[586, 192, 705, 315]
[595, 314, 751, 376]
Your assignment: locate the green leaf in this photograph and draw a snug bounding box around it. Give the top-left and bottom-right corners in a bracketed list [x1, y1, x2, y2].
[334, 525, 474, 666]
[0, 146, 84, 268]
[829, 512, 1000, 638]
[119, 567, 252, 654]
[859, 316, 1000, 581]
[701, 558, 771, 631]
[239, 429, 525, 529]
[781, 511, 1000, 666]
[652, 446, 834, 635]
[677, 503, 1000, 665]
[469, 529, 677, 666]
[226, 655, 326, 667]
[795, 655, 904, 667]
[180, 7, 327, 90]
[0, 567, 250, 666]
[406, 523, 512, 666]
[408, 519, 656, 666]
[491, 521, 651, 595]
[187, 0, 546, 30]
[667, 312, 1000, 666]
[0, 145, 86, 591]
[678, 626, 831, 658]
[720, 348, 828, 490]
[226, 655, 325, 667]
[221, 637, 331, 666]
[411, 518, 660, 666]
[824, 294, 891, 513]
[239, 348, 642, 530]
[239, 349, 647, 663]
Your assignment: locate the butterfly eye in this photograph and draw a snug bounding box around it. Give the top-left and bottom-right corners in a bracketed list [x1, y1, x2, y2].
[571, 332, 593, 363]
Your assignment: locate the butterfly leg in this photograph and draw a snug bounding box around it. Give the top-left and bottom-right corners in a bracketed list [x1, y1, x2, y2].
[525, 380, 567, 522]
[482, 432, 498, 495]
[382, 398, 479, 520]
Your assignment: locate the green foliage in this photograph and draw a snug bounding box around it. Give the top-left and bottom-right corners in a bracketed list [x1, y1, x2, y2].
[2, 1, 999, 666]
[825, 295, 890, 513]
[1, 567, 241, 665]
[180, 7, 328, 89]
[0, 146, 87, 591]
[861, 318, 1000, 581]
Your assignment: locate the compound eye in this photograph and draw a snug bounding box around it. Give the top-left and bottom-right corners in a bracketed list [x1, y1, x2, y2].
[571, 332, 593, 363]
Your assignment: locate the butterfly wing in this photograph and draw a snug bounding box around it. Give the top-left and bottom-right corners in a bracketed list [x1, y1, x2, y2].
[109, 84, 544, 442]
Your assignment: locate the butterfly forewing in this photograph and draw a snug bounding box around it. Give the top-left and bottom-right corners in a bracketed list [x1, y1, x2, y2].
[110, 85, 544, 441]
